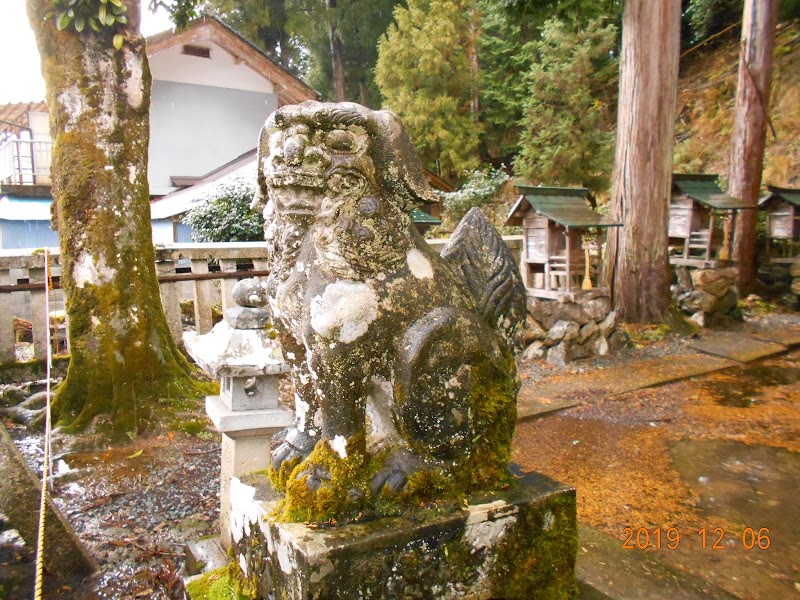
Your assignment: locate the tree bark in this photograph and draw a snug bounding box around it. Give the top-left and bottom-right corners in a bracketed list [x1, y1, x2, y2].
[326, 0, 347, 102]
[729, 0, 777, 293]
[602, 0, 681, 323]
[27, 0, 207, 437]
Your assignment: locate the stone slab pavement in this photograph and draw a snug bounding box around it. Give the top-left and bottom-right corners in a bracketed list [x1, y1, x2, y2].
[518, 354, 738, 420]
[518, 328, 800, 421]
[576, 525, 738, 600]
[688, 332, 787, 362]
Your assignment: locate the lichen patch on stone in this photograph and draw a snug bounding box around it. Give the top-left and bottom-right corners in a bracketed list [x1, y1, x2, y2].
[406, 248, 433, 279]
[310, 281, 378, 343]
[331, 435, 348, 459]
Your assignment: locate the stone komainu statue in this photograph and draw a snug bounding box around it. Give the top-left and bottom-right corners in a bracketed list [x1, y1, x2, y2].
[252, 101, 527, 521]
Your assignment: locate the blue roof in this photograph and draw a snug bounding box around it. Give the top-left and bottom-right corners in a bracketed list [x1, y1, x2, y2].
[0, 196, 53, 221]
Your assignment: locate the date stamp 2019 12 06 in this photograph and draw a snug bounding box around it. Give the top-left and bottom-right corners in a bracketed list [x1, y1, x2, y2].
[621, 527, 771, 551]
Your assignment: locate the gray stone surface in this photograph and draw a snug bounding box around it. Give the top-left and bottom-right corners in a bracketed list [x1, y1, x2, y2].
[224, 306, 270, 329]
[253, 101, 526, 517]
[0, 426, 96, 582]
[689, 333, 787, 362]
[229, 471, 578, 600]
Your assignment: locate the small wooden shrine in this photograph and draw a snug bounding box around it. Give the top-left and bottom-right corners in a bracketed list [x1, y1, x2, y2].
[410, 207, 441, 235]
[759, 185, 800, 264]
[669, 174, 751, 268]
[506, 185, 620, 300]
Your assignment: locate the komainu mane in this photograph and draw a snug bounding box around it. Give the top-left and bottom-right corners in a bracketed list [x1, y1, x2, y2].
[252, 101, 526, 521]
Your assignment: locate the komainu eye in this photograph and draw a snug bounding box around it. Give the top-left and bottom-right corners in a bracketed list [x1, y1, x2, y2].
[325, 129, 355, 151]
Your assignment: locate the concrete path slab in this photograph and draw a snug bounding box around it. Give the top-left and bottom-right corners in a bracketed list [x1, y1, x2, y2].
[688, 332, 786, 362]
[576, 525, 738, 600]
[750, 326, 800, 347]
[517, 354, 737, 420]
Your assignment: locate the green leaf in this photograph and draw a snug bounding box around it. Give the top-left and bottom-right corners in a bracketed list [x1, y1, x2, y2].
[74, 15, 85, 32]
[126, 449, 142, 459]
[56, 11, 72, 31]
[113, 33, 125, 50]
[115, 14, 127, 24]
[89, 16, 100, 32]
[98, 3, 107, 22]
[104, 13, 116, 26]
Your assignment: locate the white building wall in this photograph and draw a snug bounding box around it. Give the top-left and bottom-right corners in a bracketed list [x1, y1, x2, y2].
[148, 81, 277, 195]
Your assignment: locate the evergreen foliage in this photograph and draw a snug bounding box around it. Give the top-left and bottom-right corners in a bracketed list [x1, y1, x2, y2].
[478, 1, 536, 161]
[439, 168, 510, 218]
[514, 18, 618, 194]
[376, 0, 482, 180]
[202, 0, 307, 76]
[182, 176, 265, 242]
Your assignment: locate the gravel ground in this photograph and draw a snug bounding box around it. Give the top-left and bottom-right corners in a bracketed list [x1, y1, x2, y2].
[1, 419, 220, 599]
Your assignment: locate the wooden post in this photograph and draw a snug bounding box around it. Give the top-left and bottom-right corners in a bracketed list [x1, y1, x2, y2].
[706, 211, 715, 262]
[729, 0, 778, 292]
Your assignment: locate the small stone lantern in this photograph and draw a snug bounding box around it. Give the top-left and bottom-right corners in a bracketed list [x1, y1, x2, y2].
[183, 278, 292, 547]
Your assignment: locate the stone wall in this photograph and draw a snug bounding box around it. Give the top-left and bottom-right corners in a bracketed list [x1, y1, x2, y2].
[521, 295, 622, 366]
[791, 263, 800, 301]
[673, 266, 741, 327]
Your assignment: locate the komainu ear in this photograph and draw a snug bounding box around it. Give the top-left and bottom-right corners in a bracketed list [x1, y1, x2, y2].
[366, 109, 439, 214]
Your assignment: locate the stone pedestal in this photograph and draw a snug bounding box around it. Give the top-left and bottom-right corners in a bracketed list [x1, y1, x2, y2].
[206, 395, 293, 546]
[229, 471, 578, 599]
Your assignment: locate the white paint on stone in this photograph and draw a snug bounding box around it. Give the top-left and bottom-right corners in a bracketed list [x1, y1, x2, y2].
[406, 248, 433, 279]
[310, 281, 378, 343]
[277, 537, 295, 574]
[127, 165, 137, 184]
[295, 395, 310, 432]
[543, 510, 555, 531]
[331, 435, 347, 459]
[229, 477, 266, 544]
[73, 251, 115, 288]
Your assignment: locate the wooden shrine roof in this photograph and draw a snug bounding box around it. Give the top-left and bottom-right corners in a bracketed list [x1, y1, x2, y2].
[759, 185, 800, 208]
[672, 174, 751, 210]
[506, 185, 619, 229]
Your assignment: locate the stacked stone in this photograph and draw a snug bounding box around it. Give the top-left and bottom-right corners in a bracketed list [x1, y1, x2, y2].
[792, 263, 800, 298]
[673, 266, 741, 327]
[521, 295, 623, 365]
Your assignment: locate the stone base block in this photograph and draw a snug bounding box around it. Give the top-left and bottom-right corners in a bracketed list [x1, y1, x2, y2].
[229, 471, 578, 599]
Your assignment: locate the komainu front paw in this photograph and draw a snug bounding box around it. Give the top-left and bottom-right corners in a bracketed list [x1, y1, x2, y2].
[270, 429, 316, 489]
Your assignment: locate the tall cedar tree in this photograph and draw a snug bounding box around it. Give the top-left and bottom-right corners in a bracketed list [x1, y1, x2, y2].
[514, 18, 618, 193]
[376, 0, 482, 180]
[602, 0, 682, 323]
[729, 0, 777, 292]
[27, 0, 211, 437]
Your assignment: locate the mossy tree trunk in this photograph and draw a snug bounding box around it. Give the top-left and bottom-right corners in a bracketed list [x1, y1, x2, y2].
[27, 0, 205, 437]
[602, 0, 681, 324]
